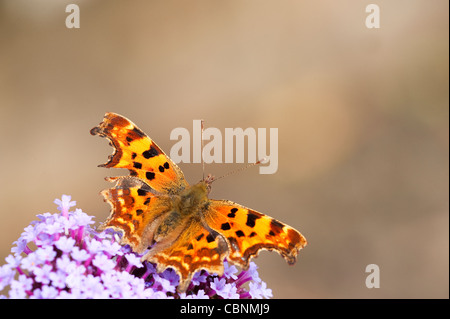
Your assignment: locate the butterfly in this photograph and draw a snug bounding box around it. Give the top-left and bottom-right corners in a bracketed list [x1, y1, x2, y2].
[90, 112, 307, 292]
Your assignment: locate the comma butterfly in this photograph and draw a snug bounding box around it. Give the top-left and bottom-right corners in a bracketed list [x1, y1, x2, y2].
[91, 113, 307, 292]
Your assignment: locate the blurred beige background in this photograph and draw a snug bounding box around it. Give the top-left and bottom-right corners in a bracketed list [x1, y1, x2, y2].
[0, 0, 448, 298]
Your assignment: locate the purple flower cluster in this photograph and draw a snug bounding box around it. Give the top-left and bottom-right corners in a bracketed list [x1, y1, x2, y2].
[0, 195, 272, 299]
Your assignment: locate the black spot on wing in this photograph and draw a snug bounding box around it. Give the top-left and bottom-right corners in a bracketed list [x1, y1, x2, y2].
[206, 233, 215, 243]
[142, 145, 159, 159]
[270, 218, 285, 235]
[235, 230, 245, 237]
[246, 212, 261, 228]
[136, 209, 144, 216]
[221, 222, 231, 231]
[228, 207, 238, 218]
[132, 127, 146, 138]
[137, 189, 147, 196]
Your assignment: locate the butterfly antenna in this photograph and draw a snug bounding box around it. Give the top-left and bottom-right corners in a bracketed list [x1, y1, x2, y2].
[212, 157, 267, 182]
[201, 119, 205, 180]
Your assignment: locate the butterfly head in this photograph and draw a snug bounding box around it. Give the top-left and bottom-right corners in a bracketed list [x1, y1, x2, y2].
[201, 174, 215, 194]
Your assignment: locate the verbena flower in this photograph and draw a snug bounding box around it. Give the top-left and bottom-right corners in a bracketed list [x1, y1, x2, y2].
[0, 195, 272, 299]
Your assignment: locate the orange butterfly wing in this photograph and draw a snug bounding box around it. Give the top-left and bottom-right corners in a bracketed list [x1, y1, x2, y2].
[97, 176, 174, 253]
[204, 199, 307, 269]
[90, 112, 188, 194]
[142, 218, 229, 292]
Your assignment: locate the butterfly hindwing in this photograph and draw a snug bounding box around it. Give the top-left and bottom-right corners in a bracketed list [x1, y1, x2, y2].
[98, 177, 174, 253]
[142, 217, 229, 292]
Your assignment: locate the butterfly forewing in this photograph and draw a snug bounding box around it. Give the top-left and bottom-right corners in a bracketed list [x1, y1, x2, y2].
[90, 112, 188, 194]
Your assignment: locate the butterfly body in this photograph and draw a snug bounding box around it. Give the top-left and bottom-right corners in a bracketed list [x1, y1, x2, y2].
[147, 180, 210, 249]
[176, 180, 210, 217]
[91, 113, 307, 292]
